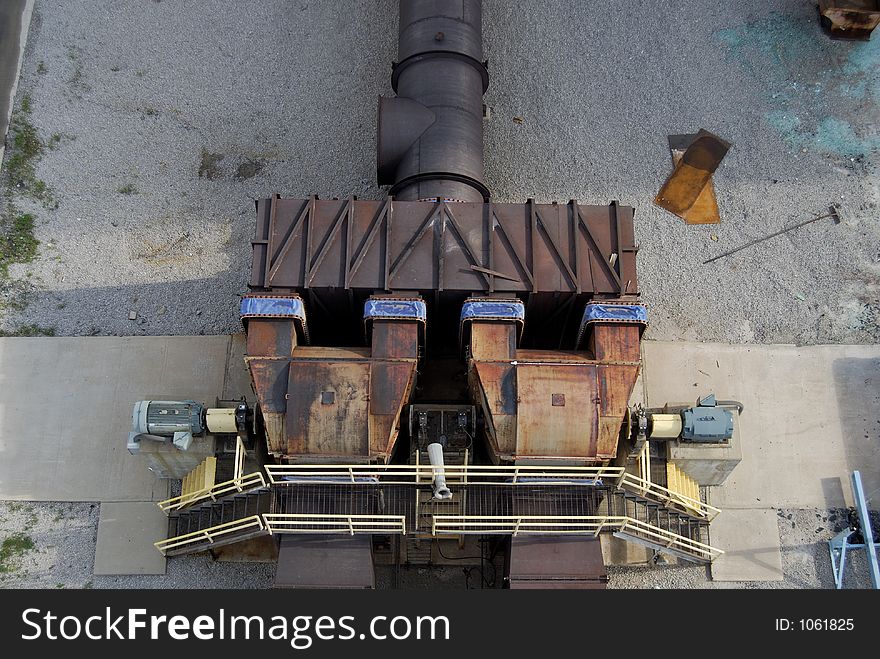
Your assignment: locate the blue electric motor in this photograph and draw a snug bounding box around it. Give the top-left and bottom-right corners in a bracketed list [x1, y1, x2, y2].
[681, 394, 735, 443]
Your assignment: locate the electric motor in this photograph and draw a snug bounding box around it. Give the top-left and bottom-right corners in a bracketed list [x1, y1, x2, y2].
[132, 400, 205, 437]
[128, 400, 206, 453]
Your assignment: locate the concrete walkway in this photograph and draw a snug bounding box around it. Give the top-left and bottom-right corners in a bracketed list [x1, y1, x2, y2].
[2, 335, 876, 506]
[642, 341, 880, 511]
[0, 335, 240, 501]
[640, 341, 880, 581]
[0, 336, 876, 579]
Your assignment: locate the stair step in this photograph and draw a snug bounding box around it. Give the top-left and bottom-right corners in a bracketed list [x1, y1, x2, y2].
[666, 463, 701, 504]
[404, 538, 433, 565]
[613, 530, 712, 564]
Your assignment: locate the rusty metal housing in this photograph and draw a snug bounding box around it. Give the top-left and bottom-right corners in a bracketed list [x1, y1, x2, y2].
[229, 0, 666, 585]
[242, 0, 647, 470]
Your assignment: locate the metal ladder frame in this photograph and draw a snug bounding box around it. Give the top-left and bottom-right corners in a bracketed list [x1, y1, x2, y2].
[829, 470, 879, 589]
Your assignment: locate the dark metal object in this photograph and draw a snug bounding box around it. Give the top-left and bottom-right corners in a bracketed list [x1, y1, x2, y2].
[408, 404, 476, 450]
[506, 537, 607, 589]
[627, 406, 649, 458]
[819, 0, 880, 40]
[378, 0, 488, 201]
[234, 401, 250, 434]
[703, 205, 842, 264]
[250, 197, 637, 296]
[376, 97, 436, 185]
[275, 535, 375, 589]
[828, 471, 880, 589]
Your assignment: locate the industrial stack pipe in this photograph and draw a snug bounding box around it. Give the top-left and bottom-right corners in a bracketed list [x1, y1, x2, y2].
[129, 0, 741, 586]
[377, 0, 488, 202]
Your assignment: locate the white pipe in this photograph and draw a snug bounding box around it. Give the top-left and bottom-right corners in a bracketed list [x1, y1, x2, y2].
[427, 442, 453, 500]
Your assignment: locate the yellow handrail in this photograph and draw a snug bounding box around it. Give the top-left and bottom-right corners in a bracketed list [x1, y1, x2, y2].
[263, 513, 407, 536]
[157, 472, 267, 512]
[620, 473, 720, 520]
[266, 464, 625, 485]
[264, 464, 718, 520]
[431, 514, 723, 561]
[154, 510, 720, 561]
[154, 515, 265, 555]
[234, 435, 246, 481]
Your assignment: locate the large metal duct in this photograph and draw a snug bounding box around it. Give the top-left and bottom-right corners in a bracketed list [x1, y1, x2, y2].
[377, 0, 488, 202]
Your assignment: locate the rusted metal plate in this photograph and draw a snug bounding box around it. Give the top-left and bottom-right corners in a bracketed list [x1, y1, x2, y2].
[468, 320, 641, 463]
[515, 349, 595, 363]
[211, 535, 279, 563]
[246, 357, 290, 454]
[470, 361, 517, 460]
[289, 346, 371, 360]
[370, 320, 419, 359]
[275, 535, 374, 589]
[245, 318, 297, 358]
[819, 0, 880, 39]
[589, 323, 641, 363]
[285, 361, 371, 459]
[369, 362, 417, 416]
[666, 133, 721, 225]
[244, 318, 301, 455]
[369, 361, 417, 459]
[251, 198, 638, 296]
[596, 363, 640, 458]
[515, 364, 599, 460]
[655, 130, 730, 224]
[506, 537, 607, 589]
[469, 321, 516, 361]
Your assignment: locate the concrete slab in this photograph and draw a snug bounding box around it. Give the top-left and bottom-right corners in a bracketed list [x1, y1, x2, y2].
[0, 0, 32, 165]
[0, 336, 230, 501]
[601, 535, 650, 566]
[93, 501, 167, 575]
[668, 416, 743, 486]
[642, 341, 880, 510]
[223, 333, 254, 403]
[710, 508, 783, 582]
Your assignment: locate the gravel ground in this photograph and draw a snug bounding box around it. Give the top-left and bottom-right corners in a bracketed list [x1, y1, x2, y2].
[0, 501, 275, 589]
[0, 0, 877, 342]
[0, 1, 877, 589]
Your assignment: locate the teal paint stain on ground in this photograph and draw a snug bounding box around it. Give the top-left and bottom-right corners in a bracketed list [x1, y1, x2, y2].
[714, 12, 879, 158]
[838, 79, 867, 100]
[842, 33, 879, 102]
[842, 33, 879, 76]
[715, 13, 817, 69]
[766, 110, 802, 137]
[814, 117, 880, 156]
[766, 112, 876, 157]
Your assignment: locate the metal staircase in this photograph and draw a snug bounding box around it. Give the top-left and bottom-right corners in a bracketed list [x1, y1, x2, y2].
[666, 462, 701, 509]
[158, 489, 272, 557]
[607, 489, 713, 562]
[153, 463, 722, 563]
